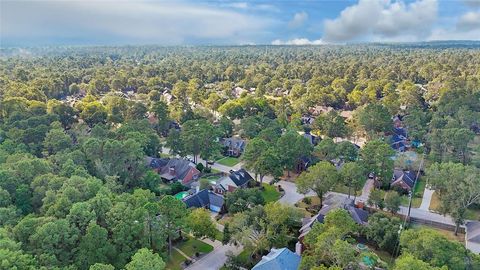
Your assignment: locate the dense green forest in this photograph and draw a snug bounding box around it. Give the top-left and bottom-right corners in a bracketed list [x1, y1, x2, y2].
[1, 45, 480, 270]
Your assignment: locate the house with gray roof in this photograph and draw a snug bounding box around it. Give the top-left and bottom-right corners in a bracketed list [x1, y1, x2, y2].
[222, 137, 246, 157]
[391, 169, 416, 192]
[147, 157, 200, 185]
[297, 197, 368, 253]
[183, 189, 225, 213]
[215, 169, 253, 194]
[466, 221, 480, 254]
[252, 248, 300, 270]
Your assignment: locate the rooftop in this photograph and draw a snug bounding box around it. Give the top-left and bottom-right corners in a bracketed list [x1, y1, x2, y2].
[252, 248, 300, 270]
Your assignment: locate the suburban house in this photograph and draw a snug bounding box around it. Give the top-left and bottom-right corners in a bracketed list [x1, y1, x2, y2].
[296, 198, 368, 254]
[252, 248, 301, 270]
[295, 156, 312, 174]
[183, 189, 225, 213]
[300, 115, 315, 126]
[466, 221, 480, 254]
[214, 169, 253, 194]
[391, 169, 416, 192]
[146, 157, 200, 185]
[222, 137, 246, 157]
[298, 131, 319, 145]
[391, 115, 408, 152]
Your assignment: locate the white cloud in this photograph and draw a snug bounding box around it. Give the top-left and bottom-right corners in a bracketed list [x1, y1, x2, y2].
[288, 11, 308, 29]
[271, 38, 324, 45]
[457, 11, 480, 31]
[323, 0, 438, 42]
[429, 11, 480, 40]
[227, 2, 249, 9]
[221, 2, 279, 12]
[1, 0, 277, 45]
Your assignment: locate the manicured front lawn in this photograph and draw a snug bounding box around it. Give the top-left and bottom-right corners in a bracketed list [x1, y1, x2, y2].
[261, 183, 281, 203]
[165, 249, 186, 270]
[400, 180, 425, 208]
[176, 237, 214, 258]
[214, 228, 223, 242]
[332, 184, 362, 196]
[216, 157, 240, 167]
[166, 237, 214, 269]
[400, 196, 422, 208]
[233, 248, 261, 269]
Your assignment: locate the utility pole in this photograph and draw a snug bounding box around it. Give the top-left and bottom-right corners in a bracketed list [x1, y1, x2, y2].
[406, 152, 425, 220]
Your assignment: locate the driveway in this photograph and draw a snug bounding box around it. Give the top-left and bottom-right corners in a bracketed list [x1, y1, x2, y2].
[419, 188, 435, 211]
[185, 240, 242, 270]
[276, 180, 314, 205]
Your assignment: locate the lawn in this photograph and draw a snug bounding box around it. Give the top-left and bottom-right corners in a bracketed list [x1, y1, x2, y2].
[199, 175, 222, 184]
[429, 191, 441, 212]
[430, 191, 480, 220]
[261, 183, 281, 203]
[233, 248, 261, 269]
[165, 249, 186, 270]
[295, 196, 320, 217]
[217, 215, 232, 225]
[400, 196, 422, 208]
[296, 196, 321, 208]
[176, 237, 214, 258]
[332, 184, 362, 197]
[211, 168, 222, 173]
[410, 224, 465, 243]
[214, 228, 223, 242]
[400, 180, 426, 208]
[166, 237, 214, 270]
[216, 157, 240, 167]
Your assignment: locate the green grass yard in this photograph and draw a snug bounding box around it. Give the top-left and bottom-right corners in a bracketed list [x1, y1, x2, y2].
[166, 237, 214, 269]
[400, 179, 426, 208]
[430, 191, 480, 220]
[216, 156, 240, 167]
[176, 237, 214, 258]
[165, 249, 186, 270]
[261, 183, 281, 203]
[332, 184, 363, 197]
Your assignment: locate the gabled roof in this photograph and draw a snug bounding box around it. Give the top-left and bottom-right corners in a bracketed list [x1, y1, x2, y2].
[159, 158, 199, 182]
[223, 137, 246, 150]
[299, 198, 368, 237]
[252, 248, 300, 270]
[183, 189, 225, 209]
[229, 169, 253, 187]
[208, 192, 225, 208]
[146, 157, 169, 169]
[466, 221, 480, 243]
[393, 127, 407, 138]
[183, 189, 210, 208]
[392, 169, 416, 189]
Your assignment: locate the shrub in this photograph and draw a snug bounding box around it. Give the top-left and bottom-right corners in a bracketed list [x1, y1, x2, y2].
[303, 197, 312, 205]
[196, 162, 204, 172]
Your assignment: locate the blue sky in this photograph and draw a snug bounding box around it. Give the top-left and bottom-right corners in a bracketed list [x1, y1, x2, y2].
[1, 0, 480, 46]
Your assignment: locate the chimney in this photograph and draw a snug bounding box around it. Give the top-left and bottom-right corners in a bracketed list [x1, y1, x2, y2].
[169, 166, 175, 176]
[295, 242, 302, 256]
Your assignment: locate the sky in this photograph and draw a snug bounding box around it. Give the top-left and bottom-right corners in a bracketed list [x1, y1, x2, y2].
[1, 0, 480, 46]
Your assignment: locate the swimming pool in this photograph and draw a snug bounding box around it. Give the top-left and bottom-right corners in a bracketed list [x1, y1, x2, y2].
[174, 191, 189, 200]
